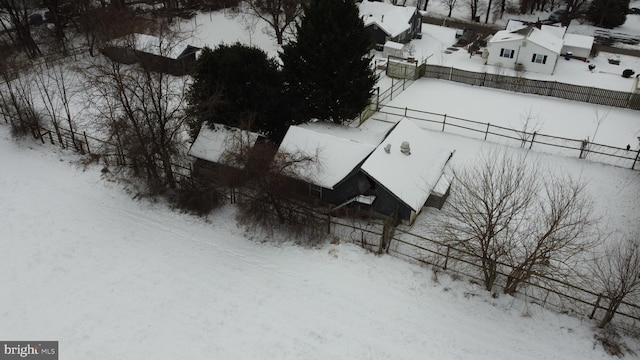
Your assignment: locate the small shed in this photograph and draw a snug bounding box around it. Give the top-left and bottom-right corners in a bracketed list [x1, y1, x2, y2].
[383, 41, 405, 59]
[562, 33, 594, 59]
[188, 123, 262, 186]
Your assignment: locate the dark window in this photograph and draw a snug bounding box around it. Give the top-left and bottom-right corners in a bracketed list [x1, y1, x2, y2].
[531, 53, 547, 64]
[500, 48, 514, 58]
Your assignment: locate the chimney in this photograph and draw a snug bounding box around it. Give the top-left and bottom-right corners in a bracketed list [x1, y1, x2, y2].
[384, 144, 391, 154]
[400, 141, 411, 155]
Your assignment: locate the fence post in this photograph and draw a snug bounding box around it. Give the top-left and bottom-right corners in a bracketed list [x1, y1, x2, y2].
[484, 122, 490, 140]
[442, 114, 446, 132]
[390, 78, 394, 101]
[449, 66, 453, 81]
[83, 131, 90, 154]
[530, 131, 537, 150]
[633, 149, 640, 170]
[590, 294, 603, 319]
[443, 245, 451, 270]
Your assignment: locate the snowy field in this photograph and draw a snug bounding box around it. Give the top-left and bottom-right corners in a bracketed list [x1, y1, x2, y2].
[0, 125, 633, 360]
[379, 79, 640, 148]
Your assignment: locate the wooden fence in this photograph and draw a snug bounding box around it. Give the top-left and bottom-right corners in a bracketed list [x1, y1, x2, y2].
[368, 104, 640, 170]
[403, 63, 640, 110]
[328, 213, 640, 336]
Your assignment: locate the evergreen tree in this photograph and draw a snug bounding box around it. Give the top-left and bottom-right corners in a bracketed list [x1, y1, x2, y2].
[280, 0, 377, 124]
[187, 43, 289, 142]
[587, 0, 629, 28]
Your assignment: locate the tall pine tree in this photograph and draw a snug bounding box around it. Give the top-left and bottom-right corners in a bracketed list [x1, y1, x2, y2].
[280, 0, 377, 124]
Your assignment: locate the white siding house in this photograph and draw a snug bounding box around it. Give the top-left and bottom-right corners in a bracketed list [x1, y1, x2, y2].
[486, 26, 564, 75]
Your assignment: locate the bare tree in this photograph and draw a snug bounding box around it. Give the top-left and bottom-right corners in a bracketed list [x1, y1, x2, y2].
[440, 0, 459, 17]
[442, 149, 539, 292]
[441, 149, 598, 295]
[465, 0, 482, 20]
[502, 174, 598, 295]
[590, 233, 640, 328]
[231, 137, 326, 244]
[240, 0, 305, 45]
[80, 32, 190, 193]
[0, 59, 42, 137]
[0, 0, 41, 58]
[514, 107, 543, 148]
[32, 62, 82, 150]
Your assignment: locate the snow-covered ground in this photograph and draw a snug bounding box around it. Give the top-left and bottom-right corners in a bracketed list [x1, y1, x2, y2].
[0, 124, 632, 360]
[2, 3, 640, 359]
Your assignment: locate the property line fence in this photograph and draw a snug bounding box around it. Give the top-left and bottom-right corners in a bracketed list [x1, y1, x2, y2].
[368, 104, 640, 170]
[5, 117, 640, 336]
[388, 62, 640, 110]
[325, 208, 640, 336]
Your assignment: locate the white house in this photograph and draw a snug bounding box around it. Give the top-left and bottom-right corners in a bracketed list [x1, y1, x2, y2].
[489, 21, 595, 74]
[486, 25, 563, 75]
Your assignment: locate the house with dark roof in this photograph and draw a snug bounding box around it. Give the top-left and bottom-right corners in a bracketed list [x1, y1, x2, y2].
[358, 0, 422, 45]
[276, 119, 454, 225]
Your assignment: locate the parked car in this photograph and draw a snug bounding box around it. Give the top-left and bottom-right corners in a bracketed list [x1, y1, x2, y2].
[629, 7, 640, 14]
[548, 9, 567, 22]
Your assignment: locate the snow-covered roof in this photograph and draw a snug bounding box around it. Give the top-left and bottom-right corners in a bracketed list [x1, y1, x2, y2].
[490, 28, 563, 54]
[489, 29, 525, 43]
[188, 123, 260, 168]
[107, 33, 197, 59]
[358, 1, 417, 38]
[384, 41, 405, 50]
[541, 25, 567, 39]
[277, 122, 381, 189]
[527, 27, 563, 53]
[505, 20, 528, 32]
[360, 118, 453, 212]
[563, 33, 594, 50]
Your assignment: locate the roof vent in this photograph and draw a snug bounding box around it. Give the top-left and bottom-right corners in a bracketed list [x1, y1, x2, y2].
[400, 141, 411, 155]
[384, 144, 391, 154]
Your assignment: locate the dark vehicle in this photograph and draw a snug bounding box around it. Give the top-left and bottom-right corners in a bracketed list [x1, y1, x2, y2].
[548, 9, 567, 23]
[629, 7, 640, 14]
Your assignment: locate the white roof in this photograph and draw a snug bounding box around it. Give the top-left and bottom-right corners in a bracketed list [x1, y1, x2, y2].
[277, 122, 380, 189]
[107, 33, 194, 59]
[188, 124, 260, 168]
[360, 118, 453, 212]
[540, 25, 567, 39]
[505, 20, 528, 32]
[359, 1, 416, 38]
[563, 33, 594, 49]
[490, 27, 563, 54]
[384, 41, 405, 50]
[489, 29, 525, 44]
[527, 27, 563, 53]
